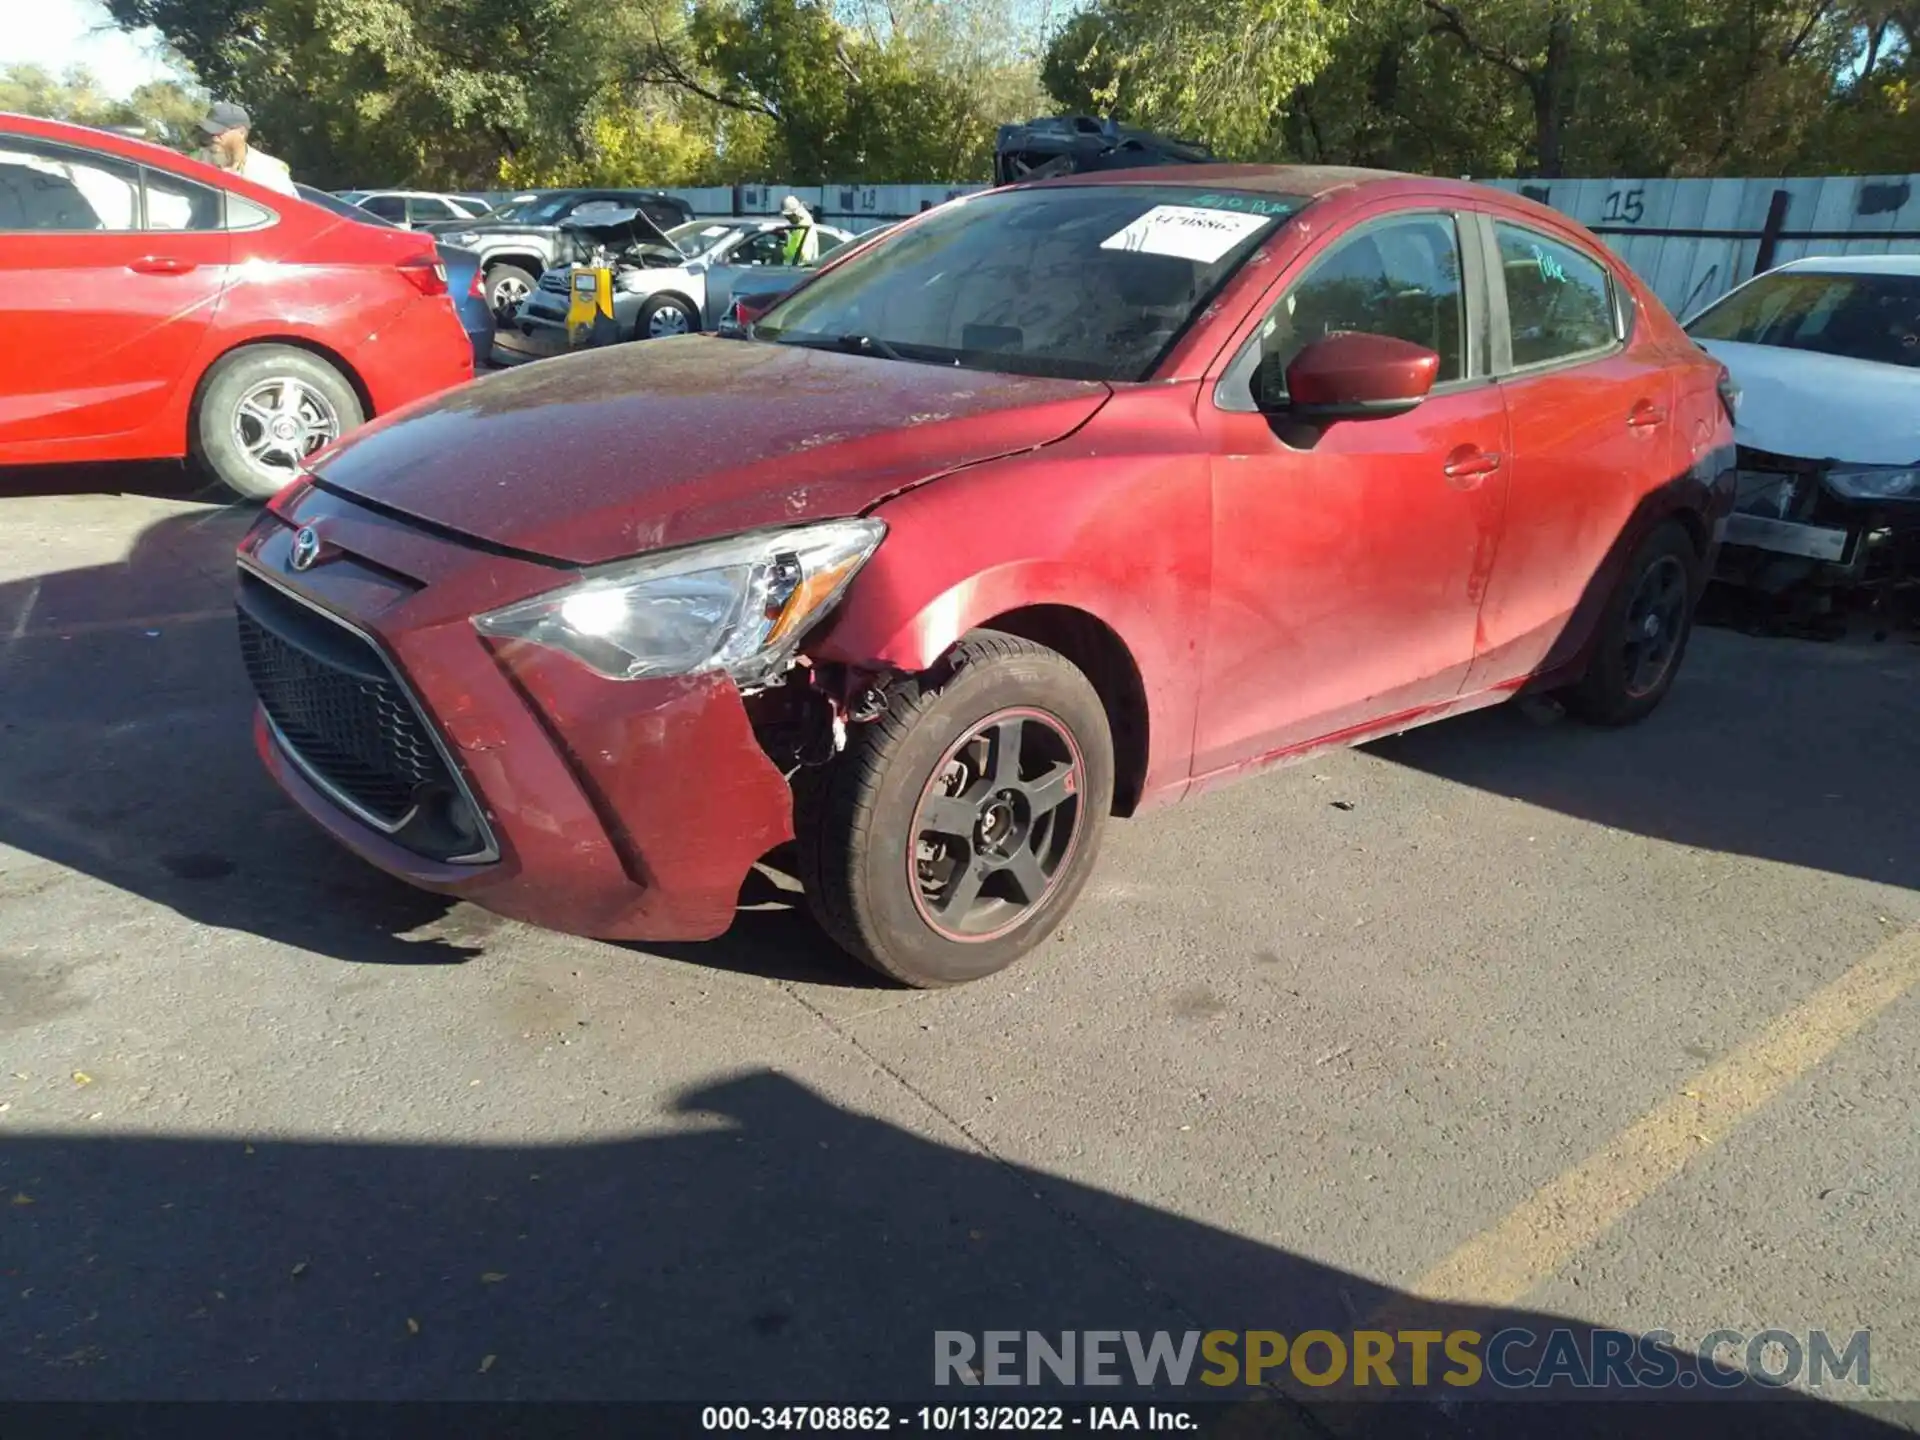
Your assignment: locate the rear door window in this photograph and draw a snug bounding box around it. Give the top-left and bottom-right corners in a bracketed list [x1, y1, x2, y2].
[143, 168, 224, 231]
[360, 194, 408, 222]
[1494, 222, 1620, 369]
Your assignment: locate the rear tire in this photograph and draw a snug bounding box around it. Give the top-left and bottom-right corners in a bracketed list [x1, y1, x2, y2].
[192, 345, 363, 502]
[1561, 520, 1701, 726]
[796, 631, 1113, 988]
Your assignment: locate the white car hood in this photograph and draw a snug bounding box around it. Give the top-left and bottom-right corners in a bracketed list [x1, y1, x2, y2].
[1696, 339, 1920, 465]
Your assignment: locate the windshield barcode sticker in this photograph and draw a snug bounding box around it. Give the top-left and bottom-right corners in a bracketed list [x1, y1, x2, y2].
[1100, 205, 1271, 263]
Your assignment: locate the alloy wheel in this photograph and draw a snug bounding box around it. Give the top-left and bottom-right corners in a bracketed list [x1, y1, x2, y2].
[908, 708, 1086, 942]
[491, 275, 531, 319]
[231, 378, 342, 486]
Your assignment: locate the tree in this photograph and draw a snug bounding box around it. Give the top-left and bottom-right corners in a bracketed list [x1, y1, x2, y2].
[1045, 0, 1920, 178]
[1041, 0, 1347, 156]
[639, 0, 1022, 181]
[0, 62, 204, 148]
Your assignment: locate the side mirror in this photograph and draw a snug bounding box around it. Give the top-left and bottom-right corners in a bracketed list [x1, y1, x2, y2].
[1276, 332, 1440, 423]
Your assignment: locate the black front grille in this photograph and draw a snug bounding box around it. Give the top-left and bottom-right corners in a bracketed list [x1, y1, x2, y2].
[236, 575, 452, 827]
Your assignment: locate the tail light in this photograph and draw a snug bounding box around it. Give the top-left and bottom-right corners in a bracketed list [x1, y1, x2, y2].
[468, 265, 486, 300]
[399, 252, 449, 298]
[733, 296, 773, 328]
[1715, 366, 1741, 426]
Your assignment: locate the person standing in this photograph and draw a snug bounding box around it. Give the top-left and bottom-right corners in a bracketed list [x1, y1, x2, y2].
[780, 195, 820, 266]
[193, 101, 298, 197]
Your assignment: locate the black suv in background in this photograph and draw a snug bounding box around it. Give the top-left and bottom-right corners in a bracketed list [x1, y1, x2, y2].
[423, 189, 695, 320]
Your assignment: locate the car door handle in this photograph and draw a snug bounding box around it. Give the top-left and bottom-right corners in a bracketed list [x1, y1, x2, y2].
[1443, 446, 1503, 482]
[129, 256, 197, 275]
[1627, 401, 1668, 429]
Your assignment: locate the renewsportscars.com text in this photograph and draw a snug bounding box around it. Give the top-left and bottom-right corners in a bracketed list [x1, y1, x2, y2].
[934, 1328, 1871, 1392]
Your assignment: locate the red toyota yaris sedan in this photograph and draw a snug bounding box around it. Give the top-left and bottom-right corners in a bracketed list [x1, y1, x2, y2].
[0, 113, 472, 499]
[236, 168, 1737, 986]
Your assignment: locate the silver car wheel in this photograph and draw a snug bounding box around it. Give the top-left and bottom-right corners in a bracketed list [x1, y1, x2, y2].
[231, 377, 341, 485]
[648, 303, 693, 338]
[491, 274, 531, 316]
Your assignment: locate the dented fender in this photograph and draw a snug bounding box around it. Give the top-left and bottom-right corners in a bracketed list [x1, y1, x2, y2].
[810, 439, 1217, 810]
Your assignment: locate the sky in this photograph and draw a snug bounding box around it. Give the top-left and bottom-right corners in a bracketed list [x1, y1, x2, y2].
[0, 0, 190, 98]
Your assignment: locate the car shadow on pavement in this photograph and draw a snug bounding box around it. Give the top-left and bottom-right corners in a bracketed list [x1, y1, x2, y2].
[1371, 625, 1920, 899]
[0, 1069, 1908, 1432]
[0, 504, 489, 967]
[0, 459, 226, 504]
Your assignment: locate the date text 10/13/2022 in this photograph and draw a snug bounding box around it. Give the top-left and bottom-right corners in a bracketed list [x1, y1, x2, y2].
[702, 1407, 1194, 1431]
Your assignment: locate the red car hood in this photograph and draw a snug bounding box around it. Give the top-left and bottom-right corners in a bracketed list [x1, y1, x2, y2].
[307, 336, 1111, 564]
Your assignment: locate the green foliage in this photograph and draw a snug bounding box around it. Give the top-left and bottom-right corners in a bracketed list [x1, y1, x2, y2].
[1046, 0, 1920, 178]
[1040, 0, 1347, 156]
[43, 0, 1918, 186]
[0, 63, 205, 149]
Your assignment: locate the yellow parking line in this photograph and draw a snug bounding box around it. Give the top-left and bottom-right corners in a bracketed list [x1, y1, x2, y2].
[1392, 923, 1920, 1314]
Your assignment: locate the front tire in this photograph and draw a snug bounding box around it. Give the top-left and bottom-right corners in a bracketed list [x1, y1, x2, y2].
[797, 631, 1113, 987]
[637, 294, 699, 339]
[192, 345, 363, 502]
[484, 263, 537, 322]
[1562, 520, 1701, 726]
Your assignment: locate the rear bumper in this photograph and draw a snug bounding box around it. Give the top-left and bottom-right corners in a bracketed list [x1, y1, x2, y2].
[354, 296, 476, 412]
[238, 488, 795, 941]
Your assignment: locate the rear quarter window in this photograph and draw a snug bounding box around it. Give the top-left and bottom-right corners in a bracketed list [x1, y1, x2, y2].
[1495, 221, 1619, 369]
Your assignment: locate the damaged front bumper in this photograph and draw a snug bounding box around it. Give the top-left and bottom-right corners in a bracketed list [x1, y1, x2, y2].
[236, 486, 805, 943]
[1716, 447, 1920, 592]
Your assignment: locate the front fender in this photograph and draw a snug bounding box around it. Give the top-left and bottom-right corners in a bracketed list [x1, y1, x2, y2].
[810, 443, 1213, 810]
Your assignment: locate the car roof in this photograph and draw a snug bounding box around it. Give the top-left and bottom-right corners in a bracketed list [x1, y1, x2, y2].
[1774, 254, 1920, 277]
[3, 109, 204, 170]
[0, 109, 296, 205]
[1026, 162, 1420, 199]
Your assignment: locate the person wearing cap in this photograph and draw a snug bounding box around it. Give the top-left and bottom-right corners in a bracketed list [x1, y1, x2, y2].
[193, 101, 297, 197]
[779, 195, 819, 266]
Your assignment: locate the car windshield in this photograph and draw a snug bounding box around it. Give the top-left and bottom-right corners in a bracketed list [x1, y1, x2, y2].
[1687, 269, 1920, 370]
[669, 220, 747, 258]
[753, 184, 1301, 381]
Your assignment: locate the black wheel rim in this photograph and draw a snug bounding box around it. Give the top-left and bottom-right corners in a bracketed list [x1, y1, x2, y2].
[1622, 554, 1689, 698]
[908, 707, 1086, 943]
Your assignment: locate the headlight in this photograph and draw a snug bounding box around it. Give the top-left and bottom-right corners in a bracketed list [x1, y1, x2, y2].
[472, 519, 885, 687]
[1825, 465, 1920, 501]
[447, 231, 479, 247]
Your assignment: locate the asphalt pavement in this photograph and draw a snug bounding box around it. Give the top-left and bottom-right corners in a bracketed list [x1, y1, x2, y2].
[1, 470, 1916, 1434]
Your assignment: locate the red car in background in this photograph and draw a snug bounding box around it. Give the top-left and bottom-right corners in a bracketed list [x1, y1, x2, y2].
[236, 168, 1737, 987]
[0, 112, 472, 500]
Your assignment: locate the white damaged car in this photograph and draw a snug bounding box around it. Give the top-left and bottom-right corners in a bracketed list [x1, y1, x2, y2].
[1685, 255, 1920, 600]
[491, 213, 855, 365]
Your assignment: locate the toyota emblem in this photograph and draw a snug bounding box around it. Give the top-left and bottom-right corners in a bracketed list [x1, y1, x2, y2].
[290, 525, 321, 572]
